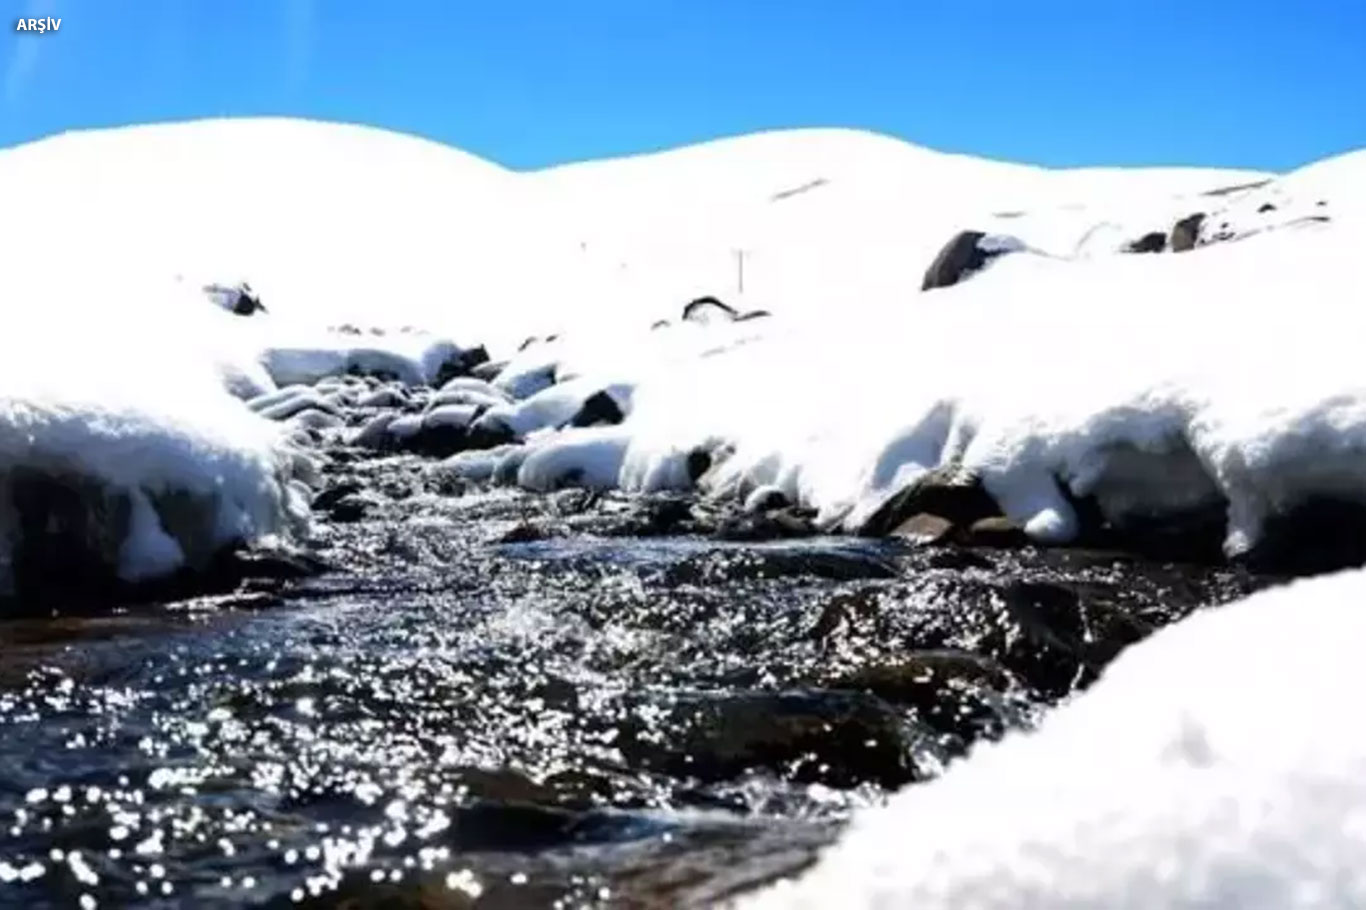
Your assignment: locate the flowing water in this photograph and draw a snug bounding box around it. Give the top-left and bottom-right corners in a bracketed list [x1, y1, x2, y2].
[0, 449, 1265, 908]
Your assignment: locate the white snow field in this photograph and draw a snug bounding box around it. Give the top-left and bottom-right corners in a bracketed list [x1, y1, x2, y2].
[0, 115, 1362, 583]
[742, 568, 1366, 910]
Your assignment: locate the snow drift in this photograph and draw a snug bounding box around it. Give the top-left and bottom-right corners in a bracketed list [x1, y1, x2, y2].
[742, 567, 1366, 909]
[0, 270, 310, 596]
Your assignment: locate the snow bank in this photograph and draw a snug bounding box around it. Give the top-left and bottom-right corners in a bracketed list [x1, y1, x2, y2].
[743, 567, 1366, 909]
[0, 271, 309, 595]
[513, 160, 1366, 556]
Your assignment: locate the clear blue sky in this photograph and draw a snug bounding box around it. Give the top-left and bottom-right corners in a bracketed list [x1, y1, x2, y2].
[2, 0, 1364, 171]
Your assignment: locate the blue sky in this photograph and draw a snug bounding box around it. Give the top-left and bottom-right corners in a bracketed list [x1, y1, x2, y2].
[2, 0, 1364, 171]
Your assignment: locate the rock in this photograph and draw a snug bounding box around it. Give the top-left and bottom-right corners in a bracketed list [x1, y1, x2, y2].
[287, 408, 344, 431]
[1124, 231, 1167, 253]
[1237, 496, 1366, 576]
[353, 412, 399, 450]
[324, 493, 374, 523]
[890, 512, 955, 545]
[663, 541, 897, 585]
[735, 309, 772, 322]
[495, 522, 546, 544]
[859, 466, 1000, 537]
[203, 281, 265, 316]
[1258, 202, 1277, 213]
[619, 690, 932, 788]
[7, 469, 130, 600]
[921, 231, 1023, 291]
[681, 295, 739, 324]
[686, 449, 713, 483]
[713, 508, 816, 542]
[467, 415, 518, 451]
[494, 363, 556, 400]
[469, 359, 507, 382]
[1170, 212, 1206, 252]
[965, 515, 1029, 548]
[568, 390, 625, 428]
[432, 345, 490, 387]
[822, 650, 1022, 749]
[650, 319, 671, 330]
[743, 485, 790, 514]
[356, 387, 408, 409]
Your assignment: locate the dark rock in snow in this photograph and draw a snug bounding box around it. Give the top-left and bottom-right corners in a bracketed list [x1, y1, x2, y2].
[1125, 231, 1167, 253]
[859, 466, 1000, 537]
[921, 230, 1023, 291]
[686, 449, 713, 483]
[568, 390, 625, 428]
[682, 296, 739, 324]
[735, 309, 772, 322]
[1170, 212, 1206, 252]
[1237, 497, 1366, 576]
[1258, 202, 1277, 213]
[204, 281, 265, 316]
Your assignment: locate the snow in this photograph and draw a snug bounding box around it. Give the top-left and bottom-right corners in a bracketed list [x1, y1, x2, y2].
[741, 568, 1366, 910]
[0, 270, 309, 593]
[511, 154, 1366, 557]
[0, 115, 1361, 581]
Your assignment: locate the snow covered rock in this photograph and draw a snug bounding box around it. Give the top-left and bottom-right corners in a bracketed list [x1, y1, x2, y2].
[203, 280, 265, 315]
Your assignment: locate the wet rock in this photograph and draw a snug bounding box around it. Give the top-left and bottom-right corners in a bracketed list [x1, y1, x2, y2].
[1124, 231, 1167, 253]
[965, 515, 1029, 548]
[325, 493, 376, 523]
[496, 522, 546, 544]
[7, 468, 130, 601]
[743, 486, 790, 514]
[859, 466, 999, 537]
[713, 508, 816, 542]
[663, 542, 897, 586]
[1237, 497, 1366, 576]
[821, 650, 1024, 750]
[620, 690, 931, 788]
[353, 412, 400, 450]
[921, 230, 1023, 291]
[1170, 212, 1206, 252]
[890, 512, 955, 545]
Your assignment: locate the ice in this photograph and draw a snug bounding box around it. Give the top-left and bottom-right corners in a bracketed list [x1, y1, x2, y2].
[742, 568, 1366, 909]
